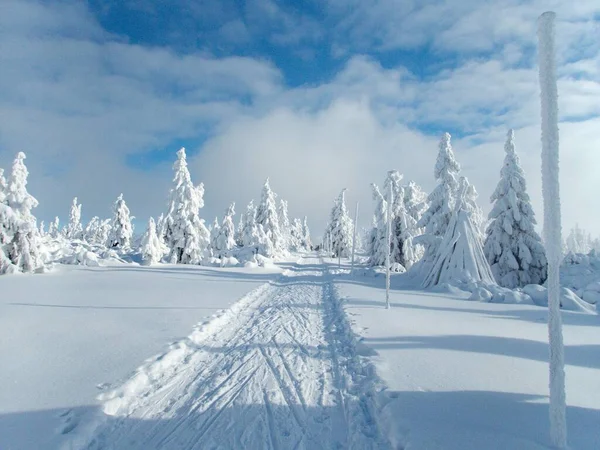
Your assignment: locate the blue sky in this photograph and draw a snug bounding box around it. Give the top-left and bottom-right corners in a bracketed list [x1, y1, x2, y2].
[1, 0, 600, 235]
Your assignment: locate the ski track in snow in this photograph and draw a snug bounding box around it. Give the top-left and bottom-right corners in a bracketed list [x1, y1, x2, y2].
[71, 256, 389, 450]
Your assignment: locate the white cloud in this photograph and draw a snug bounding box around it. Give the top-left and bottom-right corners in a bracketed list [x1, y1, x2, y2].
[327, 0, 600, 54]
[191, 99, 438, 233]
[1, 0, 600, 241]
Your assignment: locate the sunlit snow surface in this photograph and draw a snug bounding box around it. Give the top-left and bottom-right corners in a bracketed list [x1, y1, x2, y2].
[1, 255, 599, 449]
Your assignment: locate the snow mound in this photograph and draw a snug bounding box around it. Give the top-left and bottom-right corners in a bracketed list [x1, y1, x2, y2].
[59, 249, 100, 267]
[463, 281, 597, 314]
[520, 285, 596, 314]
[561, 251, 600, 299]
[468, 286, 493, 302]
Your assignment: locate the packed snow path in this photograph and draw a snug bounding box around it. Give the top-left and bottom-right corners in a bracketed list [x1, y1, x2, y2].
[78, 256, 388, 450]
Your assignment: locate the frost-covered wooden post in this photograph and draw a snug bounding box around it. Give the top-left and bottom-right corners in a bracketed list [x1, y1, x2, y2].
[538, 11, 567, 449]
[350, 201, 359, 274]
[385, 184, 393, 309]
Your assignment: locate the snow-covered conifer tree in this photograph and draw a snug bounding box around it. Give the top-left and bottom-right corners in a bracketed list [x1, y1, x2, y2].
[162, 148, 210, 264]
[384, 170, 421, 269]
[209, 217, 220, 255]
[215, 203, 236, 257]
[98, 219, 111, 247]
[483, 129, 547, 288]
[84, 217, 100, 244]
[257, 224, 274, 257]
[565, 224, 591, 255]
[235, 213, 244, 247]
[301, 216, 312, 250]
[404, 181, 428, 223]
[368, 184, 389, 266]
[39, 221, 45, 237]
[278, 199, 291, 250]
[157, 213, 166, 240]
[403, 180, 428, 264]
[6, 152, 39, 221]
[140, 217, 164, 265]
[255, 178, 283, 253]
[109, 194, 133, 249]
[0, 153, 43, 273]
[289, 218, 303, 251]
[48, 217, 60, 239]
[423, 186, 495, 288]
[416, 133, 461, 268]
[0, 168, 6, 204]
[241, 200, 260, 250]
[64, 197, 83, 240]
[325, 189, 353, 258]
[459, 176, 486, 241]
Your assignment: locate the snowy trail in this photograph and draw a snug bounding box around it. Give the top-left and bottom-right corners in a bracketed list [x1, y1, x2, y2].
[73, 256, 388, 450]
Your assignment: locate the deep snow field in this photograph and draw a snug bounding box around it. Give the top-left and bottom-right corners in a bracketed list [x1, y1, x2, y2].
[2, 254, 600, 449]
[334, 261, 600, 449]
[0, 261, 283, 450]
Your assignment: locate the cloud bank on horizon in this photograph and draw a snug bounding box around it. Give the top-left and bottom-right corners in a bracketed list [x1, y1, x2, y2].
[0, 0, 599, 237]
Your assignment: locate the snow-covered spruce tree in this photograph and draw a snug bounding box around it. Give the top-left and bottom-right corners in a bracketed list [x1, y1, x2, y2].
[162, 148, 210, 264]
[1, 206, 42, 274]
[416, 133, 461, 269]
[368, 183, 389, 266]
[109, 194, 133, 250]
[289, 218, 303, 251]
[140, 217, 164, 265]
[215, 203, 236, 257]
[326, 189, 353, 258]
[565, 224, 592, 255]
[404, 180, 428, 225]
[278, 199, 291, 250]
[1, 152, 44, 273]
[383, 170, 421, 269]
[242, 200, 261, 249]
[423, 184, 495, 288]
[84, 216, 100, 244]
[0, 168, 6, 203]
[384, 171, 404, 265]
[98, 219, 112, 247]
[257, 223, 274, 257]
[156, 213, 166, 240]
[235, 212, 244, 247]
[403, 180, 428, 264]
[6, 152, 39, 221]
[48, 217, 60, 239]
[302, 216, 312, 250]
[483, 129, 547, 288]
[155, 213, 169, 251]
[459, 176, 486, 242]
[39, 221, 45, 237]
[64, 197, 83, 240]
[209, 217, 220, 255]
[255, 178, 283, 256]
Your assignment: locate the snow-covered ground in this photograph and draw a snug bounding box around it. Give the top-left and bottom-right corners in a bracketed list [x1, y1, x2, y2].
[2, 254, 600, 449]
[67, 255, 387, 450]
[0, 262, 282, 450]
[333, 259, 600, 449]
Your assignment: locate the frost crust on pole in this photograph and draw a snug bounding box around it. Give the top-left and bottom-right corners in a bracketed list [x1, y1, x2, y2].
[538, 11, 567, 449]
[385, 183, 392, 309]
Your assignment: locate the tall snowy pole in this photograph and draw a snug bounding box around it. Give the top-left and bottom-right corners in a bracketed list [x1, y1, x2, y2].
[350, 202, 359, 274]
[385, 184, 393, 309]
[538, 11, 567, 449]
